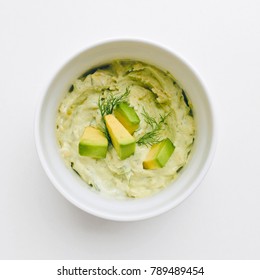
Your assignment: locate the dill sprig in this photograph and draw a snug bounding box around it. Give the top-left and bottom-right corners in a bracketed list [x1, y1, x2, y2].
[136, 130, 161, 147]
[98, 87, 130, 118]
[98, 87, 130, 144]
[137, 109, 170, 146]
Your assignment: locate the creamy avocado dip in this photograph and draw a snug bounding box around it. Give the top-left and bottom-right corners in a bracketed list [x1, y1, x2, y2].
[56, 60, 195, 199]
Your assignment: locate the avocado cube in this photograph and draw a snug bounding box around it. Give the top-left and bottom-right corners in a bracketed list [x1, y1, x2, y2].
[104, 114, 136, 160]
[79, 126, 108, 159]
[114, 102, 140, 134]
[143, 138, 175, 169]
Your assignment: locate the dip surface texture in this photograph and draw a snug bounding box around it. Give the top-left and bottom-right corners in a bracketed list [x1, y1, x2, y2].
[56, 60, 195, 199]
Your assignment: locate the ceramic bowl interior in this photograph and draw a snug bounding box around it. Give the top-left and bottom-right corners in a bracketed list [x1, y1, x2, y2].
[35, 40, 216, 221]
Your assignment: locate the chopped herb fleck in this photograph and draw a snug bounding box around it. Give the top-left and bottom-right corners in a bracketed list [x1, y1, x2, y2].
[182, 90, 190, 107]
[176, 166, 184, 173]
[70, 162, 81, 177]
[68, 84, 74, 92]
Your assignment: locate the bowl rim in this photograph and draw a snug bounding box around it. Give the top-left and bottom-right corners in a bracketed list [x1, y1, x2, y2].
[34, 38, 217, 221]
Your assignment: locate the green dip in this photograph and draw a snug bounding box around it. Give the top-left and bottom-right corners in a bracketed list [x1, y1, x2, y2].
[56, 60, 195, 199]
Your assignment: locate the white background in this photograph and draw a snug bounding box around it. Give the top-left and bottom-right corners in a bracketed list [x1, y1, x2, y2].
[0, 0, 260, 259]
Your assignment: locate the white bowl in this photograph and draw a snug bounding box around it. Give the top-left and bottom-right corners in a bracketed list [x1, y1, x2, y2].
[35, 39, 216, 221]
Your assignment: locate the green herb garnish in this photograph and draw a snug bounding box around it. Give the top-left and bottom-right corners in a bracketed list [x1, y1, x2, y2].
[137, 109, 170, 146]
[98, 87, 130, 118]
[68, 84, 74, 93]
[98, 87, 130, 143]
[70, 162, 81, 177]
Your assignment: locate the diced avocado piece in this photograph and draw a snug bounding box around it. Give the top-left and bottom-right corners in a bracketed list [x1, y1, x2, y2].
[104, 114, 136, 160]
[114, 102, 140, 134]
[143, 138, 175, 169]
[78, 126, 108, 159]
